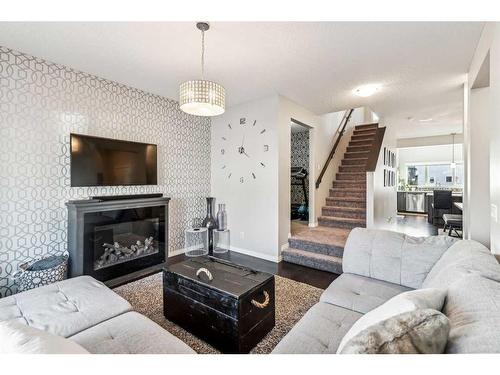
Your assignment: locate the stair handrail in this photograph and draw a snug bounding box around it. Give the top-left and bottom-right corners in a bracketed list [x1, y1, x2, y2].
[315, 108, 354, 189]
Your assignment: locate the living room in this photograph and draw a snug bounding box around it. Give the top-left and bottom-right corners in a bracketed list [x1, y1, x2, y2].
[1, 0, 500, 373]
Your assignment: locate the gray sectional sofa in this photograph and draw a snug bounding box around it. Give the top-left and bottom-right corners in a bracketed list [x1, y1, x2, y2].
[273, 228, 500, 353]
[0, 275, 195, 354]
[2, 227, 500, 354]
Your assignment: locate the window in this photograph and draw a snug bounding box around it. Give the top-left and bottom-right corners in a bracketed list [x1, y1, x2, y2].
[406, 163, 463, 187]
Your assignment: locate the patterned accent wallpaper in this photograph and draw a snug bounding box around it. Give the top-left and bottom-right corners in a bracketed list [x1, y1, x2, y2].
[291, 130, 309, 204]
[0, 47, 211, 296]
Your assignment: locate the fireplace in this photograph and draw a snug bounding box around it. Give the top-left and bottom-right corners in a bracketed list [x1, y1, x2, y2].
[66, 196, 169, 282]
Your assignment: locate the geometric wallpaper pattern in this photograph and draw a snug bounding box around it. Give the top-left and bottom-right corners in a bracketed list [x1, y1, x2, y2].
[0, 46, 211, 296]
[290, 130, 309, 204]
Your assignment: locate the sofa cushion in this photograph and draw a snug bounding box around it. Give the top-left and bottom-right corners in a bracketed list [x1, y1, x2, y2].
[422, 240, 500, 289]
[271, 302, 362, 354]
[339, 309, 450, 354]
[443, 273, 500, 353]
[69, 311, 195, 354]
[337, 287, 447, 353]
[343, 228, 457, 288]
[320, 273, 411, 314]
[0, 320, 89, 354]
[0, 276, 132, 338]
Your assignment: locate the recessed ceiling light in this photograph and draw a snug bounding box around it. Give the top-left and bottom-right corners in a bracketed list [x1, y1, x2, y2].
[353, 84, 381, 97]
[419, 118, 433, 122]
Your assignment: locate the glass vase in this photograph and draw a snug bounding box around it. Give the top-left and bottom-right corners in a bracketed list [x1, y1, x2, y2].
[216, 203, 227, 231]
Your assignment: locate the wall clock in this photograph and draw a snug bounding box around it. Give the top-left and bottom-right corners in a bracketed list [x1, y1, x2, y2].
[219, 117, 269, 183]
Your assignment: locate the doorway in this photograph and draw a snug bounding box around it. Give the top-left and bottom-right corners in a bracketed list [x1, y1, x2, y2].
[290, 119, 312, 233]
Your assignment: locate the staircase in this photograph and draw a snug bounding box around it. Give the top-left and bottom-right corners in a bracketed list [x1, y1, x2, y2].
[282, 122, 379, 274]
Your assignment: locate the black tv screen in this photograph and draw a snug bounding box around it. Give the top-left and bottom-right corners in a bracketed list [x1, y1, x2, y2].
[70, 134, 157, 187]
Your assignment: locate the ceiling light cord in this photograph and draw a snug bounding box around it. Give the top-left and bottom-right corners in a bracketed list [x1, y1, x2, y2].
[452, 133, 455, 164]
[201, 28, 205, 80]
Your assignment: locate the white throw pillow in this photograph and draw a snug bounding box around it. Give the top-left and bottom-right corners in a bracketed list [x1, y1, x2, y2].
[0, 320, 89, 354]
[337, 288, 447, 353]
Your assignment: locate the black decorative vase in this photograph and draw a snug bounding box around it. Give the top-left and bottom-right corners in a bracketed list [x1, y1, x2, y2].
[202, 197, 217, 255]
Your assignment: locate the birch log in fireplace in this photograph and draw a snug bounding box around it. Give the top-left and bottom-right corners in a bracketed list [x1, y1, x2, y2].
[66, 196, 169, 283]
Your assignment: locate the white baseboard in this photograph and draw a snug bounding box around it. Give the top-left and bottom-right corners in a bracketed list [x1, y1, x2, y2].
[228, 246, 281, 263]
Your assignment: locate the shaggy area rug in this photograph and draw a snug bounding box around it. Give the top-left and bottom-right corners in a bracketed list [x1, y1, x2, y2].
[114, 273, 323, 354]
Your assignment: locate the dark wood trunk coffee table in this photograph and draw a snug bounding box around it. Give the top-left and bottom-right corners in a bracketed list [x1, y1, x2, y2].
[163, 256, 275, 353]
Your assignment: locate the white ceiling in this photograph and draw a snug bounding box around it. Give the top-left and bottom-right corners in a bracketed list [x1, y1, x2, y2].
[0, 22, 484, 138]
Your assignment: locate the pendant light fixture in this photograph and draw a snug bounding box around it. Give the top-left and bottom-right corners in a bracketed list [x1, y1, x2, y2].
[450, 133, 456, 169]
[179, 22, 225, 117]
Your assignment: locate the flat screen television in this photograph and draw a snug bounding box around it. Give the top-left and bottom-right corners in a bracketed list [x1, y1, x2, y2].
[70, 134, 157, 187]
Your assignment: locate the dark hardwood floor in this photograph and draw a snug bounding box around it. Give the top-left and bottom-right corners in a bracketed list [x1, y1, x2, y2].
[108, 250, 339, 290]
[211, 251, 339, 289]
[391, 214, 438, 236]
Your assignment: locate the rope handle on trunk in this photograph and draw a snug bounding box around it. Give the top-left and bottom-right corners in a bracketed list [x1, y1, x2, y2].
[196, 267, 213, 281]
[251, 290, 270, 309]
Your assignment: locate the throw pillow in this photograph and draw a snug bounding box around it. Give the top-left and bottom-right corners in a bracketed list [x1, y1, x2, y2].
[0, 320, 89, 354]
[337, 287, 446, 353]
[339, 309, 450, 354]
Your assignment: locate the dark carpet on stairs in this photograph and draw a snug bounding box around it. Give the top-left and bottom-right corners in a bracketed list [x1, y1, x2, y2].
[114, 273, 323, 354]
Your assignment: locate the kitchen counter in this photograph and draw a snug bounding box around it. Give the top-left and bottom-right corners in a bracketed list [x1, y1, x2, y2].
[397, 190, 463, 196]
[397, 190, 463, 214]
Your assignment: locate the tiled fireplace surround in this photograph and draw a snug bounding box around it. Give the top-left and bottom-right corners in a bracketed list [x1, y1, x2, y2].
[0, 46, 211, 296]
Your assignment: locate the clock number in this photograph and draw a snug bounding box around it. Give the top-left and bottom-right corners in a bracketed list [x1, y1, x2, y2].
[252, 120, 257, 126]
[252, 173, 256, 179]
[260, 162, 266, 168]
[221, 165, 226, 169]
[228, 173, 232, 179]
[240, 118, 246, 125]
[222, 137, 227, 141]
[221, 149, 225, 155]
[228, 123, 232, 129]
[264, 145, 269, 152]
[260, 129, 266, 134]
[240, 177, 244, 183]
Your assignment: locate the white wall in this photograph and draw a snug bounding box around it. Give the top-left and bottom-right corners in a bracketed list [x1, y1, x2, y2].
[487, 24, 500, 254]
[466, 23, 500, 253]
[211, 94, 374, 260]
[210, 93, 387, 259]
[277, 96, 319, 250]
[366, 116, 398, 229]
[211, 96, 280, 261]
[468, 87, 490, 247]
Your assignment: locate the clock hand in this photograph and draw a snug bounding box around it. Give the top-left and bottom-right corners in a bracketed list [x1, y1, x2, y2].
[241, 135, 245, 147]
[243, 151, 250, 158]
